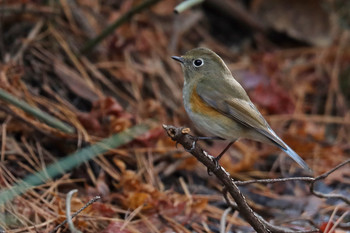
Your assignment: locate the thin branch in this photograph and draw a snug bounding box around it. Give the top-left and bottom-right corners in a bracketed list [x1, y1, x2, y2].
[50, 193, 101, 233]
[224, 179, 318, 233]
[163, 124, 269, 233]
[310, 159, 350, 205]
[163, 125, 349, 233]
[222, 187, 238, 210]
[233, 160, 350, 205]
[314, 159, 350, 181]
[234, 177, 314, 186]
[255, 214, 319, 233]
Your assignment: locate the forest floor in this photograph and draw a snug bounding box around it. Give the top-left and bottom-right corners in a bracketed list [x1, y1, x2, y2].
[0, 0, 349, 232]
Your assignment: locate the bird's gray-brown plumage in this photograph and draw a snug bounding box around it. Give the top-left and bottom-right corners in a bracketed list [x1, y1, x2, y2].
[173, 47, 311, 171]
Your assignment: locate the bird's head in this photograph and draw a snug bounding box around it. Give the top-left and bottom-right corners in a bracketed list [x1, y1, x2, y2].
[172, 47, 231, 82]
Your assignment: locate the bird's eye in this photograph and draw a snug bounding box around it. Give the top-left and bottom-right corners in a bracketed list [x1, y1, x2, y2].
[193, 58, 204, 67]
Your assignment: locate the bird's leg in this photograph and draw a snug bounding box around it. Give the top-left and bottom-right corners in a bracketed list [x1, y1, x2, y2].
[208, 140, 236, 175]
[185, 136, 225, 152]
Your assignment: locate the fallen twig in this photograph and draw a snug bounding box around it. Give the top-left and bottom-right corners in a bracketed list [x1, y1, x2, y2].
[49, 190, 100, 233]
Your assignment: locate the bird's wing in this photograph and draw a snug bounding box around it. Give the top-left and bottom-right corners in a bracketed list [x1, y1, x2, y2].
[196, 77, 286, 149]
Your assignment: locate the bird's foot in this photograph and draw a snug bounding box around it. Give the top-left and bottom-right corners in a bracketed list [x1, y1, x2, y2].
[206, 140, 236, 175]
[185, 136, 198, 152]
[207, 156, 221, 176]
[184, 135, 224, 153]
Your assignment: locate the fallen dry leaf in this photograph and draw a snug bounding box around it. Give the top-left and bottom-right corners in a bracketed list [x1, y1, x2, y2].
[77, 97, 133, 136]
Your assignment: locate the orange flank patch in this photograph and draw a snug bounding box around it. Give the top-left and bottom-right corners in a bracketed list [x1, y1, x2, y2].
[190, 87, 221, 117]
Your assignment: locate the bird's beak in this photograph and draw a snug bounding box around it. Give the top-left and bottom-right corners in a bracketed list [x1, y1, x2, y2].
[171, 56, 184, 64]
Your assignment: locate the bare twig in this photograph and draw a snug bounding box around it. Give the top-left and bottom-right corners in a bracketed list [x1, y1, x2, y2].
[163, 124, 270, 233]
[310, 159, 350, 205]
[231, 157, 350, 205]
[163, 125, 349, 233]
[234, 177, 314, 186]
[50, 193, 101, 233]
[222, 187, 238, 210]
[224, 175, 319, 233]
[255, 214, 319, 233]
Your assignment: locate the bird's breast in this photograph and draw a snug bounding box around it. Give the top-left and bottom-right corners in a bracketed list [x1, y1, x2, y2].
[188, 84, 222, 117]
[182, 82, 242, 139]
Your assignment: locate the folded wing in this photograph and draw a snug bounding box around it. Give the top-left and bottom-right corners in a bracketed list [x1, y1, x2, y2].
[196, 77, 286, 149]
[196, 77, 311, 171]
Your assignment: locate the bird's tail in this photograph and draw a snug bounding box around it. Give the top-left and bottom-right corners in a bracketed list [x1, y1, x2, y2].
[280, 143, 312, 173]
[266, 128, 312, 172]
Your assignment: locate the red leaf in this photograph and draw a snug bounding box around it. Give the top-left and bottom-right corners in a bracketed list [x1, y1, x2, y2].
[250, 82, 295, 114]
[77, 97, 133, 136]
[319, 221, 335, 233]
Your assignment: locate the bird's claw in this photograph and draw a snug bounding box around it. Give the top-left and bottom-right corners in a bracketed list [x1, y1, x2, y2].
[207, 157, 221, 176]
[185, 140, 196, 152]
[183, 135, 222, 175]
[213, 157, 221, 170]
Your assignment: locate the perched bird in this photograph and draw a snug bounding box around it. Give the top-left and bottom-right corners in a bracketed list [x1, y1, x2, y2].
[172, 47, 311, 172]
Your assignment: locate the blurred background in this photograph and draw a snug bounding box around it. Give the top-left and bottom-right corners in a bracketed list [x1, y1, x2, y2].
[0, 0, 349, 232]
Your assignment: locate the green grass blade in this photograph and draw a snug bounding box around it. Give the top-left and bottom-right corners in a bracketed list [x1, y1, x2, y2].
[0, 88, 75, 134]
[0, 123, 151, 206]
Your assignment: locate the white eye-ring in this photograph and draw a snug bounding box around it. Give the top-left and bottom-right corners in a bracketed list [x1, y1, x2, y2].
[193, 58, 204, 67]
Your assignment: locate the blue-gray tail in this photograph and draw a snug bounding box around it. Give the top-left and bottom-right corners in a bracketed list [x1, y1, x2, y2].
[281, 143, 312, 172]
[265, 128, 312, 172]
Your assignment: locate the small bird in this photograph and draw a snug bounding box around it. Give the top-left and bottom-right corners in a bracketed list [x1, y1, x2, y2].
[172, 47, 311, 172]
